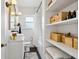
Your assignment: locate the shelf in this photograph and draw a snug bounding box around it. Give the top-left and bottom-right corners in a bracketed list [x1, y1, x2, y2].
[47, 39, 78, 59]
[46, 0, 77, 12]
[46, 18, 78, 26]
[46, 47, 71, 59]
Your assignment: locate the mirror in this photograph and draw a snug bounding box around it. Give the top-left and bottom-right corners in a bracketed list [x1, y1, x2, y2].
[6, 1, 21, 31]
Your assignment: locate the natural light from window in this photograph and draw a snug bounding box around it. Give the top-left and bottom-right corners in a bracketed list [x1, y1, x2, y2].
[25, 17, 34, 29]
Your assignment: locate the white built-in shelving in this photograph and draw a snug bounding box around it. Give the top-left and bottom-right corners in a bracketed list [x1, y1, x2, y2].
[45, 0, 78, 59]
[46, 18, 78, 26]
[47, 39, 78, 59]
[46, 47, 71, 59]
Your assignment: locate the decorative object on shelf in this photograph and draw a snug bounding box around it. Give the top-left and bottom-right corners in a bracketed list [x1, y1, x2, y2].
[17, 23, 22, 34]
[54, 15, 60, 22]
[50, 32, 62, 42]
[49, 15, 60, 23]
[65, 36, 73, 48]
[50, 16, 55, 23]
[67, 11, 73, 19]
[72, 10, 76, 18]
[12, 33, 17, 40]
[64, 32, 73, 47]
[49, 11, 77, 24]
[65, 32, 71, 37]
[58, 11, 68, 20]
[62, 32, 71, 44]
[10, 32, 17, 40]
[61, 34, 65, 43]
[49, 11, 72, 24]
[73, 37, 78, 49]
[50, 32, 78, 49]
[63, 32, 78, 49]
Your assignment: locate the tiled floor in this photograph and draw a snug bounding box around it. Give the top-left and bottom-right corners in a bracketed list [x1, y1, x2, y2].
[25, 52, 38, 59]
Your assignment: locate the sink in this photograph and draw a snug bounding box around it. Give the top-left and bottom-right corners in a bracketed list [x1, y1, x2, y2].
[16, 34, 24, 41]
[9, 32, 25, 41]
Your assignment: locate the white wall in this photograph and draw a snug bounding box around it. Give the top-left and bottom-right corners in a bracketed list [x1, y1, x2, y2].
[33, 3, 44, 58]
[33, 1, 46, 59]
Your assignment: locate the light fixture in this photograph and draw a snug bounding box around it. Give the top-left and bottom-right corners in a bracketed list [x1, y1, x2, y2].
[11, 12, 22, 16]
[6, 2, 11, 7]
[11, 0, 16, 5]
[11, 12, 16, 15]
[6, 0, 16, 7]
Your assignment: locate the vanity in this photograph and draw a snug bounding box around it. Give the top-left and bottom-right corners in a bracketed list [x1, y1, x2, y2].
[8, 34, 24, 59]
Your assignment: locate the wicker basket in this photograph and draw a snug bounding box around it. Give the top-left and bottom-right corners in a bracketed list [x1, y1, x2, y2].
[58, 11, 69, 20]
[50, 32, 62, 42]
[65, 36, 73, 47]
[73, 37, 78, 49]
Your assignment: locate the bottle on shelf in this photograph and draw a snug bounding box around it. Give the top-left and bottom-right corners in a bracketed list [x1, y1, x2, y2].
[67, 11, 73, 19]
[72, 10, 76, 18]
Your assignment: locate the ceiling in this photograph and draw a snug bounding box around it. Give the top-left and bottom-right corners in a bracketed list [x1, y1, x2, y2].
[16, 0, 41, 8]
[16, 0, 41, 15]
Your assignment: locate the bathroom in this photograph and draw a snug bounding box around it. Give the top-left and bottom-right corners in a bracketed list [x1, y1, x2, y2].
[1, 0, 78, 59]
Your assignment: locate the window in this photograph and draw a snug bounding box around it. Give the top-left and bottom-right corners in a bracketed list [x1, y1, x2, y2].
[25, 17, 34, 29]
